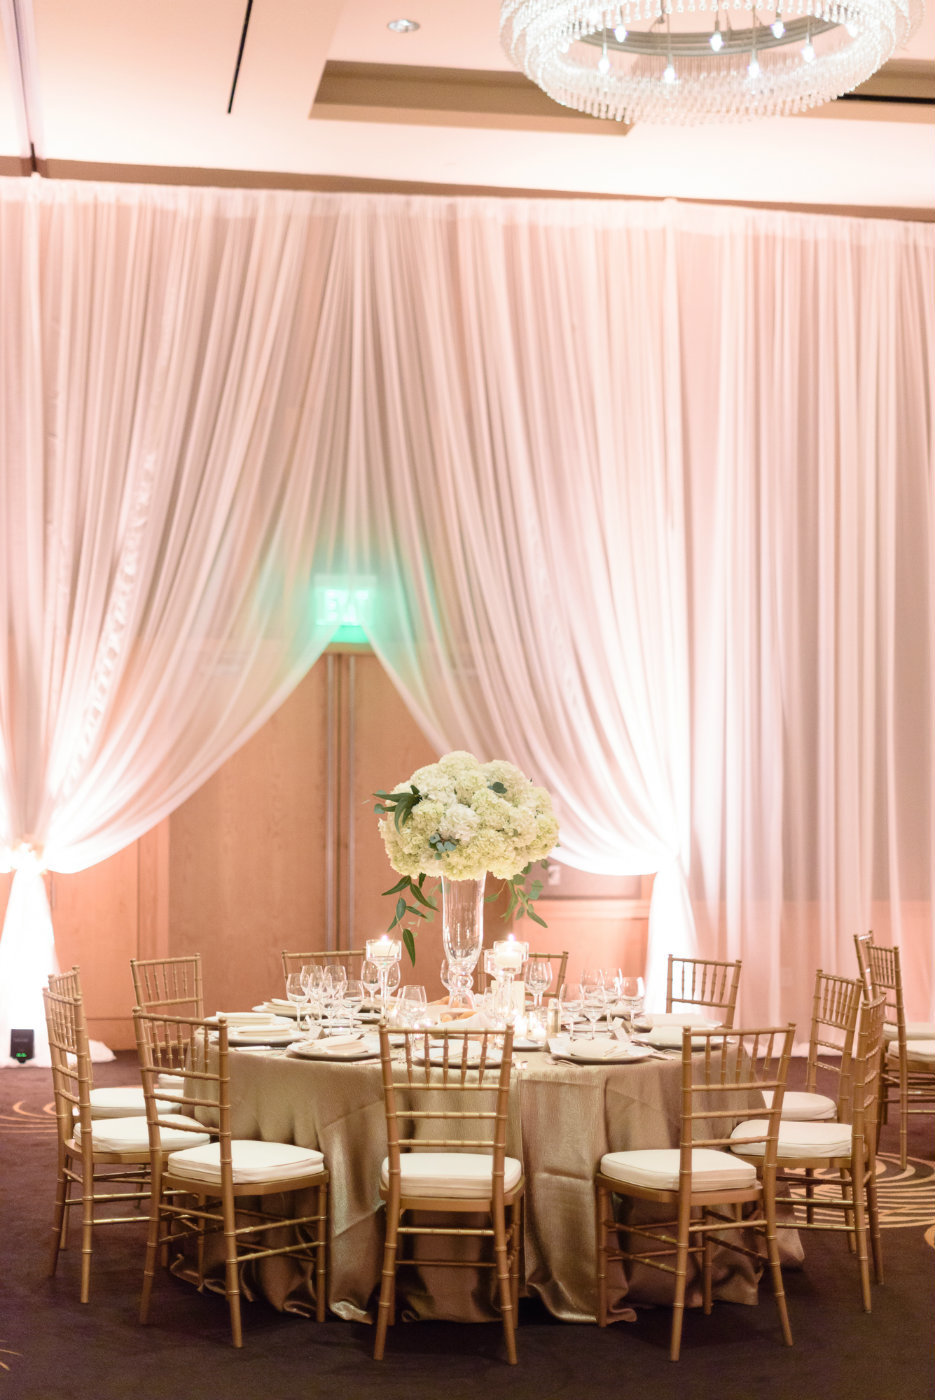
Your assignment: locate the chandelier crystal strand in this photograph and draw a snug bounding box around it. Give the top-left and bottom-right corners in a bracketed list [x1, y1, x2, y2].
[500, 0, 923, 123]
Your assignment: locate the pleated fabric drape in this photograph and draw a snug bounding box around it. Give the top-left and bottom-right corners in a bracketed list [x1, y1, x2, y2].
[0, 179, 931, 1063]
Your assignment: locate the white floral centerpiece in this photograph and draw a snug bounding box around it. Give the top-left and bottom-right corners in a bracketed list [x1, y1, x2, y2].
[374, 750, 559, 962]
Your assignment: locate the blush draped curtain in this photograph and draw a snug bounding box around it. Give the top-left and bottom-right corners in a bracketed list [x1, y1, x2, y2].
[0, 178, 932, 1062]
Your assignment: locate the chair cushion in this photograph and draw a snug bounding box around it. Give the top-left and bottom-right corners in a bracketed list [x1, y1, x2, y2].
[380, 1152, 523, 1199]
[884, 1021, 935, 1042]
[730, 1118, 853, 1159]
[89, 1086, 173, 1118]
[599, 1147, 756, 1192]
[893, 1039, 935, 1065]
[762, 1088, 837, 1121]
[75, 1114, 210, 1154]
[166, 1139, 325, 1186]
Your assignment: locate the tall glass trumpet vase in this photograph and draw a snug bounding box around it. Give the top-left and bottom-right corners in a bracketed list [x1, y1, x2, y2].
[441, 876, 486, 1010]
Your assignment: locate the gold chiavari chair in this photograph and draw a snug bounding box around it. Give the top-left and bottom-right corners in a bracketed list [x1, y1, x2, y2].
[374, 1024, 524, 1365]
[595, 1024, 795, 1361]
[130, 954, 204, 1019]
[44, 975, 209, 1303]
[730, 993, 887, 1312]
[134, 1009, 329, 1346]
[50, 965, 155, 1120]
[666, 955, 742, 1027]
[281, 949, 366, 982]
[854, 934, 935, 1168]
[778, 970, 864, 1122]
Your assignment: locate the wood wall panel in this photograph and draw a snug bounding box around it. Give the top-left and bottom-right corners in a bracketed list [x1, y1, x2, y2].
[49, 846, 141, 1047]
[168, 664, 331, 1014]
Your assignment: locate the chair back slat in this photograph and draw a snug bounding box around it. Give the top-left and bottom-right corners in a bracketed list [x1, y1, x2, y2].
[850, 992, 887, 1161]
[803, 969, 863, 1119]
[666, 956, 742, 1027]
[131, 956, 204, 1019]
[680, 1025, 795, 1173]
[44, 969, 95, 1151]
[281, 949, 366, 981]
[133, 1009, 228, 1153]
[378, 1026, 514, 1195]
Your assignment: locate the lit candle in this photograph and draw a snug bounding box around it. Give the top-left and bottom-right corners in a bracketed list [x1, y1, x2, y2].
[493, 938, 524, 973]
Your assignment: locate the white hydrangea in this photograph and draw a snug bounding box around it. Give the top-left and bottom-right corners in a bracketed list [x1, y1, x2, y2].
[378, 751, 559, 881]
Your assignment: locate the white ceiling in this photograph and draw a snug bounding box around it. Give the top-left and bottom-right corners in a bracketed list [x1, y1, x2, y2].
[0, 0, 932, 211]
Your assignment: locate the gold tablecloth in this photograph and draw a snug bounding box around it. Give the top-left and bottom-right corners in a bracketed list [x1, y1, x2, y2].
[221, 1046, 802, 1323]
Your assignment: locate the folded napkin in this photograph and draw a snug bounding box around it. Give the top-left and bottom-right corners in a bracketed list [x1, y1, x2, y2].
[568, 1036, 634, 1061]
[226, 1022, 297, 1041]
[291, 1034, 376, 1059]
[644, 1013, 721, 1029]
[211, 1011, 290, 1027]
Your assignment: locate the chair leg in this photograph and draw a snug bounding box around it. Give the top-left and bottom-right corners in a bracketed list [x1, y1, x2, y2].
[701, 1212, 713, 1316]
[847, 1166, 872, 1313]
[669, 1195, 691, 1361]
[316, 1181, 328, 1323]
[898, 1072, 909, 1170]
[763, 1178, 793, 1347]
[374, 1199, 400, 1360]
[139, 1188, 163, 1324]
[49, 1158, 69, 1276]
[866, 1164, 883, 1287]
[493, 1200, 518, 1366]
[79, 1178, 94, 1304]
[595, 1181, 609, 1327]
[223, 1211, 243, 1347]
[509, 1196, 522, 1318]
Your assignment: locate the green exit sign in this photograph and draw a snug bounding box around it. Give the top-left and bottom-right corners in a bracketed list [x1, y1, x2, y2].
[313, 578, 375, 644]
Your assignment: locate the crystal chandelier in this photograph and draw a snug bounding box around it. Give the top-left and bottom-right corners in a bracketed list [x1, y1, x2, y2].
[500, 0, 924, 124]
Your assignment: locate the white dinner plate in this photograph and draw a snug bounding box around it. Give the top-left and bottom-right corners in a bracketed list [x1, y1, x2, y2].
[286, 1037, 379, 1062]
[548, 1035, 653, 1066]
[226, 1030, 302, 1047]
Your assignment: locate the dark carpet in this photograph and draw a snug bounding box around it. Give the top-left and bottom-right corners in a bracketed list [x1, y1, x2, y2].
[2, 1053, 933, 1400]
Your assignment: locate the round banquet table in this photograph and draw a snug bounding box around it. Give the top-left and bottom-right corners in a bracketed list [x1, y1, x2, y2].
[213, 1043, 803, 1325]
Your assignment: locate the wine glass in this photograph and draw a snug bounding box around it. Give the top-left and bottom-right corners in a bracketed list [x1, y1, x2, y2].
[440, 959, 454, 998]
[360, 959, 380, 1012]
[525, 958, 552, 1009]
[558, 982, 583, 1040]
[397, 985, 428, 1028]
[581, 970, 606, 1039]
[343, 979, 365, 1030]
[619, 976, 646, 1028]
[604, 967, 625, 1002]
[285, 973, 307, 1030]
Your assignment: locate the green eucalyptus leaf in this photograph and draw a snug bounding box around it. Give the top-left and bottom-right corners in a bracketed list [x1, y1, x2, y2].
[402, 928, 416, 964]
[395, 896, 407, 921]
[382, 876, 411, 897]
[527, 908, 548, 928]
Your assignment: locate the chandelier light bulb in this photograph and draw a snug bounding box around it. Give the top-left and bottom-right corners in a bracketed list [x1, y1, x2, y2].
[771, 17, 786, 37]
[802, 37, 816, 61]
[709, 27, 724, 51]
[662, 61, 677, 84]
[845, 19, 859, 34]
[748, 55, 761, 77]
[598, 46, 611, 74]
[614, 23, 628, 41]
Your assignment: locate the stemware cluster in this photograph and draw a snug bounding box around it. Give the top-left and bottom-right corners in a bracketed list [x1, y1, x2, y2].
[556, 969, 646, 1039]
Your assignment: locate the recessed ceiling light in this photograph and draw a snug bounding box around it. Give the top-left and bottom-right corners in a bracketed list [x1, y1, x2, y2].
[387, 18, 420, 33]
